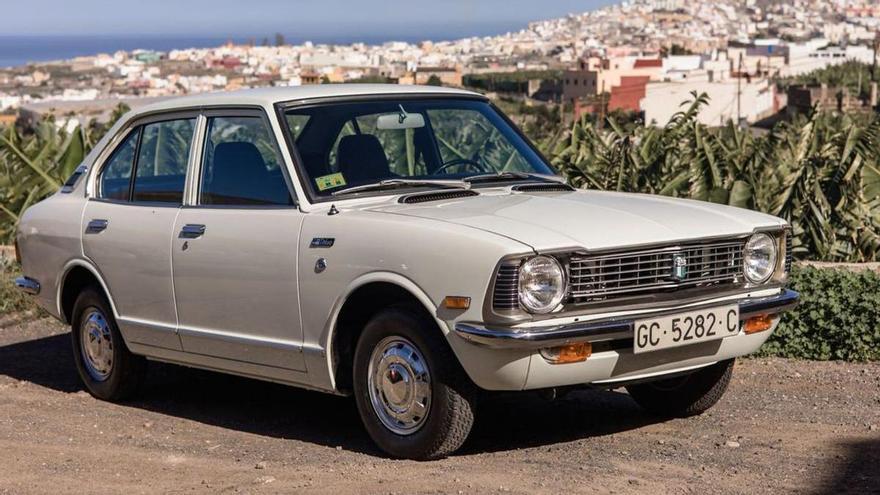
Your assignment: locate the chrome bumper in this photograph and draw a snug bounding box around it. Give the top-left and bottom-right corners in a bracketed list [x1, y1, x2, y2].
[454, 289, 799, 349]
[14, 276, 41, 295]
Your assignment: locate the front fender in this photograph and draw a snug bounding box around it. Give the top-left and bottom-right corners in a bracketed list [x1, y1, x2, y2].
[306, 270, 532, 393]
[306, 271, 442, 392]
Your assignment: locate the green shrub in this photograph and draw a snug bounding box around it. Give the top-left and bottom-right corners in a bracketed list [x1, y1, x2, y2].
[760, 265, 880, 361]
[0, 258, 37, 316]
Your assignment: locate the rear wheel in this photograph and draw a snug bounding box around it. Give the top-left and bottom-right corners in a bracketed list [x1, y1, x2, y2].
[353, 307, 476, 460]
[626, 359, 734, 417]
[71, 287, 145, 401]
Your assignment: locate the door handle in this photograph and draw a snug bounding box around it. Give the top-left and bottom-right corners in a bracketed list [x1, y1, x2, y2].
[85, 219, 108, 234]
[179, 224, 206, 239]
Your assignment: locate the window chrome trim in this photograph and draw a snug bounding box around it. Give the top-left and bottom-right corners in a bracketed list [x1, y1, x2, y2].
[183, 114, 207, 207]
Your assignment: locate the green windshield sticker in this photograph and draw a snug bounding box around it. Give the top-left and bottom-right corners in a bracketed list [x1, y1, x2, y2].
[315, 172, 347, 191]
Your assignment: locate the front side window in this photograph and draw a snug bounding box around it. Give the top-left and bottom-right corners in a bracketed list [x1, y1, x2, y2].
[98, 130, 138, 200]
[132, 119, 195, 203]
[282, 98, 555, 198]
[200, 116, 293, 206]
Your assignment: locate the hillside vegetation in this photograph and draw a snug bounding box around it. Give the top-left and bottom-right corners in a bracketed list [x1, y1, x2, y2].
[0, 105, 128, 242]
[541, 93, 880, 262]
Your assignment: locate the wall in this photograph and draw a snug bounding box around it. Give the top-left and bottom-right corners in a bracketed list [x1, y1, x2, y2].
[642, 79, 775, 126]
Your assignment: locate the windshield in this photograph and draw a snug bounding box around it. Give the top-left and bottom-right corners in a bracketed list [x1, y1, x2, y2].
[281, 98, 556, 198]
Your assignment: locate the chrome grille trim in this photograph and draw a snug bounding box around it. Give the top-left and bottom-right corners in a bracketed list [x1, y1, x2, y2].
[569, 239, 746, 302]
[784, 231, 793, 273]
[492, 262, 520, 310]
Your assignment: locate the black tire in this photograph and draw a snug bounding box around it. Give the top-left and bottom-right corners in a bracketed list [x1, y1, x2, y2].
[353, 307, 476, 460]
[626, 359, 734, 417]
[71, 286, 146, 401]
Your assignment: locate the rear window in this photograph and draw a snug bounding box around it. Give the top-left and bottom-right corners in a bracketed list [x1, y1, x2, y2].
[132, 119, 195, 204]
[97, 118, 195, 204]
[98, 130, 138, 200]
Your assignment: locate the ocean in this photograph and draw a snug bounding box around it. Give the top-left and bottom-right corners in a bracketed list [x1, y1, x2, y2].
[0, 26, 514, 68]
[0, 36, 244, 68]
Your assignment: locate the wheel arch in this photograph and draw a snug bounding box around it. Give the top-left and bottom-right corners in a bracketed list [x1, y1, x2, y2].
[323, 272, 447, 394]
[57, 259, 119, 325]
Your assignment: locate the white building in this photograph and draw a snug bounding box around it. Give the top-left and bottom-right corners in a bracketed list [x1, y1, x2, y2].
[642, 79, 775, 126]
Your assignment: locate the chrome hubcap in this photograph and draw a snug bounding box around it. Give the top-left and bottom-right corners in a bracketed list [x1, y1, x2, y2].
[367, 336, 431, 435]
[80, 309, 113, 381]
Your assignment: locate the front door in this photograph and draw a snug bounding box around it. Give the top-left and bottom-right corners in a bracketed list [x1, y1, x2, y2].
[83, 116, 197, 350]
[171, 111, 306, 371]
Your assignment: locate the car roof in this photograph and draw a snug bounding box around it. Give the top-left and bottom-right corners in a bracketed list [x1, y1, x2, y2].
[132, 84, 485, 116]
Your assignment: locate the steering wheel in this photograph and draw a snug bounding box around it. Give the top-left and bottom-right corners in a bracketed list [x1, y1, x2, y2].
[433, 158, 491, 175]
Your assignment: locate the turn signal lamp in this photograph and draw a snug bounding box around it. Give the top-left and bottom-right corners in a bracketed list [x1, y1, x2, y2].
[442, 296, 471, 310]
[540, 342, 592, 364]
[744, 314, 773, 334]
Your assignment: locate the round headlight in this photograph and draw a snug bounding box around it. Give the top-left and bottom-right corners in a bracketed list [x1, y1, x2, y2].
[518, 256, 566, 314]
[743, 233, 777, 283]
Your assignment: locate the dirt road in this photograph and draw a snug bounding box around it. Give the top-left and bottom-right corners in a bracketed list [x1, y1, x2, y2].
[0, 316, 877, 494]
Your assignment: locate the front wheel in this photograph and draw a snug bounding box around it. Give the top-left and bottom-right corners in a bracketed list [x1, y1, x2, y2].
[626, 359, 734, 417]
[353, 307, 476, 460]
[71, 287, 146, 401]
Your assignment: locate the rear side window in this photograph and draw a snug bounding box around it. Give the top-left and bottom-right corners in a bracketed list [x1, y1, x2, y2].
[98, 130, 138, 200]
[200, 116, 292, 206]
[132, 119, 195, 203]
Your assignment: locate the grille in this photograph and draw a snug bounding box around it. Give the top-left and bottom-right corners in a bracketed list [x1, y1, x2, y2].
[511, 183, 575, 193]
[492, 262, 520, 310]
[398, 190, 478, 204]
[568, 239, 746, 302]
[784, 231, 793, 273]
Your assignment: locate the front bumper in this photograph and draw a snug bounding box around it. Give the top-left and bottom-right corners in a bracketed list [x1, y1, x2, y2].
[454, 288, 799, 349]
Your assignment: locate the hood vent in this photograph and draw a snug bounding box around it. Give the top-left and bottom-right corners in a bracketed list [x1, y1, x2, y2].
[398, 190, 478, 204]
[511, 183, 575, 193]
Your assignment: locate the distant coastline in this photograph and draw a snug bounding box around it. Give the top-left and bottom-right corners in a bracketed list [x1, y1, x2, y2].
[0, 36, 238, 68]
[0, 23, 523, 69]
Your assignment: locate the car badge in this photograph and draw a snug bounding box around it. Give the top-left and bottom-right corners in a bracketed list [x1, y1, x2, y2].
[310, 237, 335, 248]
[672, 254, 688, 280]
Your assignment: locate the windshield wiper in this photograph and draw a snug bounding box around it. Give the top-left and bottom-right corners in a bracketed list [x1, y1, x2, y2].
[331, 178, 470, 196]
[462, 171, 567, 184]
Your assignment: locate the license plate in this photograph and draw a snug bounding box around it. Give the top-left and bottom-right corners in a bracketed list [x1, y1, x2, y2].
[633, 305, 740, 354]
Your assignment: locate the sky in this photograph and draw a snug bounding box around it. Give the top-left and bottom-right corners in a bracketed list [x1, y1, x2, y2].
[3, 0, 618, 40]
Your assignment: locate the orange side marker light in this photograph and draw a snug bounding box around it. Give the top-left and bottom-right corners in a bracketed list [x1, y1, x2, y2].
[744, 314, 773, 334]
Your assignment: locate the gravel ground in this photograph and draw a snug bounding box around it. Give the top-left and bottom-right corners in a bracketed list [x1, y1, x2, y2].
[0, 316, 877, 494]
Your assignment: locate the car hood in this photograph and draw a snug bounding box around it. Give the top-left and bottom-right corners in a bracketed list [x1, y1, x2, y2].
[368, 189, 786, 252]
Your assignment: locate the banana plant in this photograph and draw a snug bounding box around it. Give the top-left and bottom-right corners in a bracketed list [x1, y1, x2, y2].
[543, 92, 880, 262]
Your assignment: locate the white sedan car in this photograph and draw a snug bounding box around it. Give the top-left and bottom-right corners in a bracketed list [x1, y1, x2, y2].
[15, 84, 798, 459]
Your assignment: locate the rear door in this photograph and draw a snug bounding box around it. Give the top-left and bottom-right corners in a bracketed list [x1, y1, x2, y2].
[171, 109, 306, 371]
[83, 113, 197, 350]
